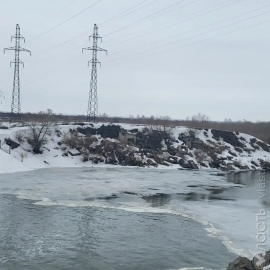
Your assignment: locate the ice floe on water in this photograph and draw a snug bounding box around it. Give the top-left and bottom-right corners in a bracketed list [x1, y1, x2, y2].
[0, 167, 269, 262]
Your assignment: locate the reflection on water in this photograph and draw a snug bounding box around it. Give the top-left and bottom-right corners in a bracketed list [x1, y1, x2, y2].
[0, 194, 235, 270]
[143, 171, 270, 208]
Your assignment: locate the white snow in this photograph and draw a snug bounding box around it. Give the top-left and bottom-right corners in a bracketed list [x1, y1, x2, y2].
[0, 122, 270, 175]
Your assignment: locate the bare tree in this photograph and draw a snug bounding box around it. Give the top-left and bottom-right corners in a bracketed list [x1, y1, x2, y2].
[148, 115, 155, 132]
[47, 109, 53, 115]
[160, 116, 171, 133]
[191, 113, 210, 122]
[27, 122, 52, 154]
[62, 131, 80, 149]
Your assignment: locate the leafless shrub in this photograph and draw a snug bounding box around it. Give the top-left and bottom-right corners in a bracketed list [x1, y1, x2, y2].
[193, 149, 208, 163]
[81, 136, 98, 149]
[15, 132, 24, 144]
[62, 131, 80, 149]
[62, 132, 98, 152]
[216, 144, 227, 154]
[233, 159, 243, 168]
[80, 149, 90, 162]
[26, 122, 52, 154]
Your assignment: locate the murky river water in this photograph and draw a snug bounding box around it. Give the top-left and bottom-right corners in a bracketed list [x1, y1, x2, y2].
[0, 168, 269, 270]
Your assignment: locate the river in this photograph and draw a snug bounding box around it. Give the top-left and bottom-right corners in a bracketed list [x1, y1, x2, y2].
[0, 168, 269, 270]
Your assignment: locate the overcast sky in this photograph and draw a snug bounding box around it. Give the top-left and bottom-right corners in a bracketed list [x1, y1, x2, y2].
[0, 0, 269, 121]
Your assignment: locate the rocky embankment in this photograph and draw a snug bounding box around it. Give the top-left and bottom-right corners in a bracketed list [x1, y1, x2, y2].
[1, 123, 270, 171]
[62, 123, 270, 171]
[227, 251, 270, 270]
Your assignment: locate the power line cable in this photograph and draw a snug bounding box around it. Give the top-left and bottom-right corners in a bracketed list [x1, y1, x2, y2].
[99, 0, 189, 29]
[102, 0, 186, 37]
[103, 0, 236, 43]
[36, 0, 226, 56]
[105, 17, 270, 67]
[108, 2, 270, 58]
[19, 18, 270, 93]
[0, 0, 241, 76]
[20, 16, 270, 88]
[22, 55, 80, 88]
[99, 0, 152, 27]
[0, 0, 248, 82]
[13, 0, 161, 59]
[104, 0, 241, 47]
[26, 0, 79, 33]
[28, 0, 103, 43]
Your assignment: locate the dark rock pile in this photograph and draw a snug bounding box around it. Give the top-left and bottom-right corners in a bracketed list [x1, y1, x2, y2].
[58, 124, 270, 170]
[227, 251, 270, 270]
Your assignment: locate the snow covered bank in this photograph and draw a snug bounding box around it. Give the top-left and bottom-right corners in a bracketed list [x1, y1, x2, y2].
[0, 122, 270, 175]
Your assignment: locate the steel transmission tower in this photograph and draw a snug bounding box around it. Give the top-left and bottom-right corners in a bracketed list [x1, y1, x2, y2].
[4, 24, 31, 122]
[82, 24, 107, 123]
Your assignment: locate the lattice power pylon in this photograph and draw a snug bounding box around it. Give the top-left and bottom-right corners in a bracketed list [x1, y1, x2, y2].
[82, 24, 107, 123]
[4, 24, 31, 122]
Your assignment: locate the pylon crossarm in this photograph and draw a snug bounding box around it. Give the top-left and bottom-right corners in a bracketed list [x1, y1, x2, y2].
[4, 47, 16, 53]
[82, 47, 92, 53]
[11, 34, 25, 42]
[19, 47, 31, 55]
[96, 47, 107, 54]
[10, 60, 25, 67]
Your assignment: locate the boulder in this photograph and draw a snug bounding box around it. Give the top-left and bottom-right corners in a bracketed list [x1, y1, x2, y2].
[227, 257, 253, 270]
[256, 141, 270, 152]
[240, 165, 250, 170]
[211, 129, 244, 148]
[251, 160, 259, 167]
[229, 150, 237, 157]
[181, 160, 199, 169]
[105, 150, 118, 164]
[147, 159, 157, 166]
[68, 149, 81, 156]
[262, 161, 270, 170]
[103, 139, 119, 152]
[210, 159, 221, 169]
[200, 162, 208, 167]
[78, 125, 121, 139]
[235, 147, 243, 153]
[189, 160, 199, 169]
[87, 136, 98, 145]
[167, 156, 179, 164]
[227, 164, 235, 171]
[227, 251, 270, 270]
[5, 138, 20, 149]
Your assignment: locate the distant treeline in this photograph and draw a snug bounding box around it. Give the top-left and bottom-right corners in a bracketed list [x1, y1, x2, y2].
[0, 111, 269, 144]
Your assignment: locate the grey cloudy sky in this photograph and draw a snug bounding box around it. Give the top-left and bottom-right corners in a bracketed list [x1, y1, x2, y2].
[0, 0, 269, 121]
